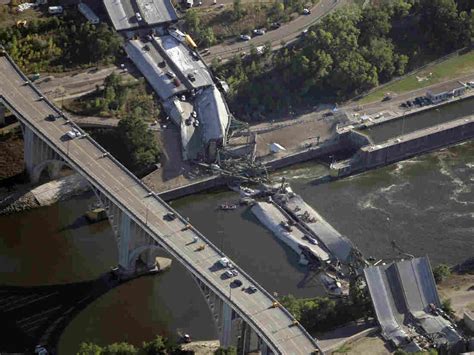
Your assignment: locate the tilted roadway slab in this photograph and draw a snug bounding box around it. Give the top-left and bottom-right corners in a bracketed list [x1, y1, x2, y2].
[0, 54, 321, 355]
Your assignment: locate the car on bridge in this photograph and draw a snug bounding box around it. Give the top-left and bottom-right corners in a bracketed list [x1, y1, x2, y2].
[246, 285, 258, 293]
[239, 34, 251, 41]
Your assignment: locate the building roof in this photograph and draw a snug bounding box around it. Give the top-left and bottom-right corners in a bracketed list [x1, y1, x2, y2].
[103, 0, 178, 31]
[427, 81, 466, 96]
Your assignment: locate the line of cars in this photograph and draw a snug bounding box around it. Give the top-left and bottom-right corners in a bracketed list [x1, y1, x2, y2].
[46, 113, 86, 140]
[217, 257, 258, 293]
[400, 95, 431, 108]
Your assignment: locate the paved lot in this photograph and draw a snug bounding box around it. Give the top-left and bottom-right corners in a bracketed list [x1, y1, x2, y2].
[0, 54, 320, 355]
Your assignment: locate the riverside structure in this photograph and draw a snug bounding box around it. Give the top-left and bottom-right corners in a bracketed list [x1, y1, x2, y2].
[0, 50, 321, 354]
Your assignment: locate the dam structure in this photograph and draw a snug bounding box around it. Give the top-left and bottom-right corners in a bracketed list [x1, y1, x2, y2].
[331, 95, 474, 177]
[0, 49, 321, 354]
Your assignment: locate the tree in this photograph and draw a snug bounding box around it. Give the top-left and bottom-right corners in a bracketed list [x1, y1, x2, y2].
[233, 0, 243, 20]
[419, 0, 462, 53]
[102, 342, 138, 355]
[117, 109, 160, 171]
[77, 342, 103, 355]
[441, 298, 456, 318]
[215, 346, 237, 355]
[433, 264, 451, 283]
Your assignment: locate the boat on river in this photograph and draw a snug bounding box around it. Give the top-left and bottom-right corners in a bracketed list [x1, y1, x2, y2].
[219, 203, 237, 210]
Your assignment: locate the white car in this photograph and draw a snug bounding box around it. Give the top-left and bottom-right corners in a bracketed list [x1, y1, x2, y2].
[66, 130, 78, 139]
[136, 12, 142, 21]
[252, 28, 266, 36]
[303, 8, 311, 15]
[239, 34, 251, 41]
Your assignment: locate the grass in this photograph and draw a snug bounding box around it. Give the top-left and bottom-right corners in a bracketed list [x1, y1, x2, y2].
[333, 344, 352, 354]
[358, 49, 474, 104]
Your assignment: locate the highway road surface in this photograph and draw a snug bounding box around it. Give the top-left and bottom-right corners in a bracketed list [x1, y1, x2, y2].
[0, 53, 321, 355]
[205, 0, 346, 62]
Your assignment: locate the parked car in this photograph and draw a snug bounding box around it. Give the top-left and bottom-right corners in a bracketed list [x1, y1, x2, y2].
[239, 34, 251, 41]
[301, 28, 309, 36]
[136, 12, 142, 21]
[185, 118, 192, 126]
[252, 28, 266, 36]
[303, 235, 318, 245]
[187, 73, 196, 82]
[303, 8, 311, 15]
[270, 22, 281, 29]
[166, 71, 175, 79]
[191, 111, 198, 118]
[193, 119, 200, 128]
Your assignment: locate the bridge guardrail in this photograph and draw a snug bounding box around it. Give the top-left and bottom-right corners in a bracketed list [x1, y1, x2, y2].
[2, 53, 321, 353]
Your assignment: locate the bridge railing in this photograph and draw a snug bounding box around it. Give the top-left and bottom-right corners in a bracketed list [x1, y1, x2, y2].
[2, 52, 321, 353]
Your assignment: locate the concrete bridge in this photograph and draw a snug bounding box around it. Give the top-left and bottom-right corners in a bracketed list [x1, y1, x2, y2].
[0, 50, 321, 354]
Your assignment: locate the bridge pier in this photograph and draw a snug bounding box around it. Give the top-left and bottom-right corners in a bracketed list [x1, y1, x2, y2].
[22, 124, 65, 183]
[0, 104, 5, 126]
[93, 188, 161, 274]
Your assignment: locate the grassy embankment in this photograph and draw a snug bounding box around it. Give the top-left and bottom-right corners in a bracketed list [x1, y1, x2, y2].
[359, 50, 474, 104]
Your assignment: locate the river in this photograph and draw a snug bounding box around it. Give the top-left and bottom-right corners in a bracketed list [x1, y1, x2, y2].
[0, 140, 472, 353]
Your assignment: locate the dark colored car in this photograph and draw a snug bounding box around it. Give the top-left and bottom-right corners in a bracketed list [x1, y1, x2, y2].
[164, 212, 177, 221]
[231, 279, 243, 287]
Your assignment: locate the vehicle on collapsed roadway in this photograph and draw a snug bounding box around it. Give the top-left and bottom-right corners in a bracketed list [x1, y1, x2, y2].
[166, 71, 176, 79]
[136, 12, 142, 21]
[303, 8, 311, 15]
[65, 128, 82, 139]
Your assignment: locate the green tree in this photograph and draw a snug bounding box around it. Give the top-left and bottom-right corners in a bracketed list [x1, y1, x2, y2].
[102, 342, 138, 355]
[433, 264, 451, 283]
[233, 0, 243, 20]
[441, 299, 455, 318]
[77, 342, 103, 355]
[117, 109, 160, 171]
[215, 346, 237, 355]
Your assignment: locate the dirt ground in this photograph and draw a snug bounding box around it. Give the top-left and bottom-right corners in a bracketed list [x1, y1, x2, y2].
[437, 273, 474, 318]
[0, 133, 24, 180]
[334, 334, 392, 355]
[180, 340, 220, 355]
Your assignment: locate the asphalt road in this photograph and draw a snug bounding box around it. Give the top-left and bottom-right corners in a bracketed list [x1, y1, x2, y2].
[205, 0, 346, 62]
[0, 54, 320, 355]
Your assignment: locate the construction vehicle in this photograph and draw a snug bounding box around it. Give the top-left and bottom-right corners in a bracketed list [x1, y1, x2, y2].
[185, 34, 197, 49]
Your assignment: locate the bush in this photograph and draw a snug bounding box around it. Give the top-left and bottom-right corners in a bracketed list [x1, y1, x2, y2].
[433, 264, 451, 284]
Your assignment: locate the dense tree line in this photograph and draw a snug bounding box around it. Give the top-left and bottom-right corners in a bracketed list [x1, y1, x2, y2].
[214, 0, 474, 121]
[77, 336, 236, 355]
[0, 12, 122, 73]
[280, 277, 373, 333]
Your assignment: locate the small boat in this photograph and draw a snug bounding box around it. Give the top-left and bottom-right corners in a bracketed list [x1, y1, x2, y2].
[219, 203, 237, 210]
[85, 205, 108, 223]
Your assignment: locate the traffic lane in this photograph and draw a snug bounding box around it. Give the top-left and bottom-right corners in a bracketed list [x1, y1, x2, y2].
[207, 0, 342, 59]
[1, 66, 317, 353]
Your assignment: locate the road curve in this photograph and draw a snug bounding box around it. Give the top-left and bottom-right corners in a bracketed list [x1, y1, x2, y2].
[206, 0, 346, 62]
[0, 53, 321, 355]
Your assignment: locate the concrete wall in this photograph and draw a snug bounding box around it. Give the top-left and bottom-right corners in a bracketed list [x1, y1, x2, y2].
[346, 118, 474, 175]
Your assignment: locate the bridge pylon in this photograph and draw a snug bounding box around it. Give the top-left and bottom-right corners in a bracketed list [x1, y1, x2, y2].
[22, 123, 67, 183]
[92, 187, 161, 274]
[194, 277, 269, 354]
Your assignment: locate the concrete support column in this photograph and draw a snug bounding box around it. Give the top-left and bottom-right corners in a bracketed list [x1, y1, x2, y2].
[118, 212, 132, 269]
[220, 302, 233, 349]
[23, 124, 63, 183]
[0, 105, 5, 126]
